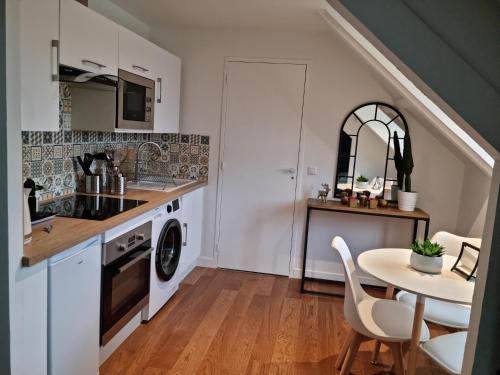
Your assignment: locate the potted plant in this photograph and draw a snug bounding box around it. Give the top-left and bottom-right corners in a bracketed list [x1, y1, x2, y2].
[410, 239, 445, 274]
[355, 175, 369, 189]
[395, 132, 418, 211]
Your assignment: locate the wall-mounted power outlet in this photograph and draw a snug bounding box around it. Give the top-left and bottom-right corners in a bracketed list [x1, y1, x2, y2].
[307, 166, 319, 175]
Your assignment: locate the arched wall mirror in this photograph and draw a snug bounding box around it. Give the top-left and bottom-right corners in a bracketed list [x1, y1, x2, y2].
[334, 102, 409, 199]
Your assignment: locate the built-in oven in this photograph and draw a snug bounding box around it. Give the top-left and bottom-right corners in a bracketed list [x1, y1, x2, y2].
[117, 69, 155, 131]
[101, 221, 153, 345]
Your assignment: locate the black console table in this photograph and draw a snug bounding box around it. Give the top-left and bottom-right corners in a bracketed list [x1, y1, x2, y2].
[300, 198, 430, 297]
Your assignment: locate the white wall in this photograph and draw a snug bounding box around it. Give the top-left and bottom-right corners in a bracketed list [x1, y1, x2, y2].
[7, 1, 49, 374]
[150, 27, 488, 281]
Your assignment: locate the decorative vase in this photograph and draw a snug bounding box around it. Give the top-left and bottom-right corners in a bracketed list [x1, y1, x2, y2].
[398, 190, 418, 211]
[410, 252, 443, 274]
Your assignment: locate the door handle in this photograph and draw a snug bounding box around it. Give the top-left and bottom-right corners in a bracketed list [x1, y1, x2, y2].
[133, 64, 150, 73]
[288, 168, 296, 174]
[51, 40, 59, 81]
[81, 59, 106, 69]
[117, 247, 153, 273]
[157, 77, 162, 103]
[182, 223, 188, 246]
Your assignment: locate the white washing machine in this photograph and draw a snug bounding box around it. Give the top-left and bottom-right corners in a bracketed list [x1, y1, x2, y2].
[142, 198, 183, 321]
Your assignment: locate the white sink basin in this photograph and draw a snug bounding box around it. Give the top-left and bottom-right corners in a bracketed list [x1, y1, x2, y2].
[127, 179, 196, 192]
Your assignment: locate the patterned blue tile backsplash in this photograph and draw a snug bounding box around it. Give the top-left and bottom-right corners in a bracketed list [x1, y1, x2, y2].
[22, 83, 209, 198]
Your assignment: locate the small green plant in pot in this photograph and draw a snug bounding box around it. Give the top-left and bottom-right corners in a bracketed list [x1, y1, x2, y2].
[355, 175, 369, 189]
[410, 239, 445, 273]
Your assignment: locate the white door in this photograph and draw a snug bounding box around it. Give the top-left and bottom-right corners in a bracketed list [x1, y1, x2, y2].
[218, 61, 307, 276]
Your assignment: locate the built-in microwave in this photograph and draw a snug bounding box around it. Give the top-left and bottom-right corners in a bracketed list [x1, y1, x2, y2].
[117, 69, 155, 131]
[59, 65, 155, 131]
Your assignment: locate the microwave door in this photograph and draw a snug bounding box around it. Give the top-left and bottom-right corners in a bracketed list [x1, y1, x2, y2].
[123, 81, 147, 122]
[117, 70, 155, 131]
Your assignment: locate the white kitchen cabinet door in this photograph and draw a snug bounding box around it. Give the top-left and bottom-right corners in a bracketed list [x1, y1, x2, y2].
[48, 237, 101, 375]
[118, 26, 156, 80]
[179, 188, 204, 280]
[153, 47, 181, 133]
[60, 0, 118, 76]
[19, 0, 60, 131]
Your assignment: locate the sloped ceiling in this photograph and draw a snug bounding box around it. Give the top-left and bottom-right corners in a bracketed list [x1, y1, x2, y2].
[330, 0, 500, 154]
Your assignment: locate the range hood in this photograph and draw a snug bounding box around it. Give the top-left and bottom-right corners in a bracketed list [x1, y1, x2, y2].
[59, 65, 117, 86]
[59, 65, 117, 132]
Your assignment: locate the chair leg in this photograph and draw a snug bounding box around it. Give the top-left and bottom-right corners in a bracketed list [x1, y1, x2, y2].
[336, 329, 354, 370]
[340, 332, 364, 375]
[387, 342, 405, 375]
[371, 341, 382, 365]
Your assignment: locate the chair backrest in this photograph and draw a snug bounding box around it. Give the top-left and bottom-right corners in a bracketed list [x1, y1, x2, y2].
[331, 236, 370, 334]
[431, 232, 481, 271]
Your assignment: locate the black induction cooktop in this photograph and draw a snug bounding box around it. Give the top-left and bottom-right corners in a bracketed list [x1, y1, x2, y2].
[39, 194, 147, 221]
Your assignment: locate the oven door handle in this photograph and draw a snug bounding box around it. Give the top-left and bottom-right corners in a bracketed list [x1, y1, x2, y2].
[117, 247, 154, 273]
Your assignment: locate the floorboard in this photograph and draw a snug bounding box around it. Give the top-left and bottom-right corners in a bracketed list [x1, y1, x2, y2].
[100, 267, 451, 375]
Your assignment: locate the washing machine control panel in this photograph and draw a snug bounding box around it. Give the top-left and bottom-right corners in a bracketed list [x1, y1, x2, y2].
[166, 199, 180, 214]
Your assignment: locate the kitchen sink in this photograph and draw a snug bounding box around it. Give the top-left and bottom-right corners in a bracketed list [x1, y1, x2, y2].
[127, 179, 197, 192]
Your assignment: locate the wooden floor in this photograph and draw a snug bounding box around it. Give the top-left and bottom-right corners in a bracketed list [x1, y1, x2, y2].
[100, 267, 450, 375]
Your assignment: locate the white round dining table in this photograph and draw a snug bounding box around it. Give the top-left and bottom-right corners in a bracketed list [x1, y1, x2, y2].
[358, 248, 474, 375]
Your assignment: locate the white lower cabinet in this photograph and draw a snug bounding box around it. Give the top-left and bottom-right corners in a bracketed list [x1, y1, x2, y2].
[179, 188, 204, 280]
[48, 237, 101, 375]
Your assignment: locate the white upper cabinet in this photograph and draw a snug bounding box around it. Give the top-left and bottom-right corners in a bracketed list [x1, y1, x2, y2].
[60, 0, 118, 76]
[20, 0, 60, 131]
[153, 47, 181, 134]
[118, 27, 156, 80]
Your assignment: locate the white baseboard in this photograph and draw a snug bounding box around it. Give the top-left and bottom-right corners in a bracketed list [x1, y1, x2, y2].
[197, 256, 218, 268]
[290, 267, 384, 287]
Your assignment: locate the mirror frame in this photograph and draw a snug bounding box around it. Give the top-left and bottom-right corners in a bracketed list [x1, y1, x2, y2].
[333, 102, 409, 199]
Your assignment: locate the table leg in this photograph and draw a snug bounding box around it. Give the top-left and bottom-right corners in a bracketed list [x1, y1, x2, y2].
[371, 285, 395, 364]
[300, 207, 311, 293]
[412, 219, 418, 243]
[407, 295, 426, 375]
[424, 219, 430, 240]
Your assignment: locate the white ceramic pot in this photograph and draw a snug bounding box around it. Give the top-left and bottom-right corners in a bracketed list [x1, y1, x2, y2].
[356, 181, 369, 189]
[410, 252, 443, 274]
[398, 190, 418, 211]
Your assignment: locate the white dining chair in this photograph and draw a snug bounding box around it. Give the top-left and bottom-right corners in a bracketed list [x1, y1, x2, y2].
[420, 331, 467, 374]
[332, 236, 430, 375]
[396, 231, 481, 329]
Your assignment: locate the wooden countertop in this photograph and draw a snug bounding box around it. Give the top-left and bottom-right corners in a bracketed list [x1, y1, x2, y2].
[307, 198, 430, 220]
[23, 180, 207, 267]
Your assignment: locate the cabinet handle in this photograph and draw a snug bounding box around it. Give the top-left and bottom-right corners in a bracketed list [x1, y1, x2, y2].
[51, 40, 59, 81]
[156, 77, 162, 103]
[182, 223, 188, 246]
[132, 64, 150, 73]
[81, 59, 106, 69]
[117, 247, 153, 273]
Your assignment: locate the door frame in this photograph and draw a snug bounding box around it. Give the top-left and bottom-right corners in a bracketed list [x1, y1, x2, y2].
[214, 57, 310, 275]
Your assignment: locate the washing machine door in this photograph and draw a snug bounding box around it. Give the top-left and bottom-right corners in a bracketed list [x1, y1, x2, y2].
[156, 219, 182, 281]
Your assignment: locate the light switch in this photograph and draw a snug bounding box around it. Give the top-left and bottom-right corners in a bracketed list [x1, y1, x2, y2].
[307, 166, 319, 175]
